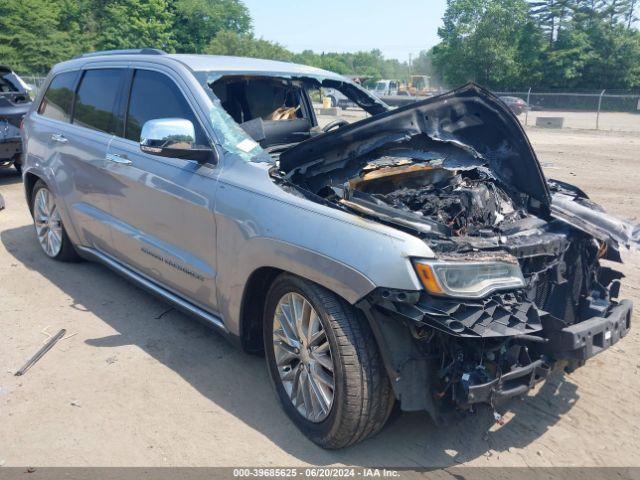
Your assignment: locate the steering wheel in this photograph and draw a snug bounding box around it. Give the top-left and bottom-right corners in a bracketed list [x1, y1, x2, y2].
[322, 119, 349, 132]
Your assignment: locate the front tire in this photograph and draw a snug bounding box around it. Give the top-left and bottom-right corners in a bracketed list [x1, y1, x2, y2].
[264, 274, 394, 449]
[31, 180, 80, 262]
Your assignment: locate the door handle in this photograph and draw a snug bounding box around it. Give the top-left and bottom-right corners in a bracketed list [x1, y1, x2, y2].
[106, 153, 132, 165]
[50, 133, 68, 144]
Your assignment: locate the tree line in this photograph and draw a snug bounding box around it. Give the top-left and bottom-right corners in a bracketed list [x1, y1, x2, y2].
[0, 0, 408, 81]
[0, 0, 251, 73]
[432, 0, 640, 90]
[0, 0, 638, 90]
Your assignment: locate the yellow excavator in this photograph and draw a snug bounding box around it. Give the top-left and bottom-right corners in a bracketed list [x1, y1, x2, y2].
[399, 75, 432, 96]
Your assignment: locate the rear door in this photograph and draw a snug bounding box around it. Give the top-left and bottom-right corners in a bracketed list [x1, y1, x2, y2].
[24, 72, 76, 172]
[64, 68, 128, 252]
[105, 66, 219, 312]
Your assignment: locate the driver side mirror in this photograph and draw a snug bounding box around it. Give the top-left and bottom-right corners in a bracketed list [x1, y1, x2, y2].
[140, 118, 217, 163]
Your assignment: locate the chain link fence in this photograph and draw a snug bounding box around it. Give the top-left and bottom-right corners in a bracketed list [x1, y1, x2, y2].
[494, 89, 640, 132]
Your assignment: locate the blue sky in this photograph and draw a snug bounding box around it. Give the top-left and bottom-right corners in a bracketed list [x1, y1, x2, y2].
[242, 0, 447, 61]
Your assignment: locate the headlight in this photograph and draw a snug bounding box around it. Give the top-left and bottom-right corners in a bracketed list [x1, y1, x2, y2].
[413, 259, 525, 299]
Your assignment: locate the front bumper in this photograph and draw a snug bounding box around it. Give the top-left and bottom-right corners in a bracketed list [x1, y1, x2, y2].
[546, 299, 632, 363]
[465, 300, 632, 406]
[359, 290, 633, 416]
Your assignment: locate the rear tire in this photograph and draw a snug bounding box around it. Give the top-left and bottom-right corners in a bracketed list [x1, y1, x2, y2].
[264, 274, 394, 449]
[31, 180, 80, 262]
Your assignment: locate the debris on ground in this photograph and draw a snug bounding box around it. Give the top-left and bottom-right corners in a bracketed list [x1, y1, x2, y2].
[14, 329, 66, 376]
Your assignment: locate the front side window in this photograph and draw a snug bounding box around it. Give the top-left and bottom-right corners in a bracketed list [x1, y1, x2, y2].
[38, 71, 79, 122]
[73, 69, 127, 135]
[125, 69, 207, 145]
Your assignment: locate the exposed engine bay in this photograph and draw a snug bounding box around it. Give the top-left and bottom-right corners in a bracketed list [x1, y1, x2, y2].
[230, 81, 638, 419]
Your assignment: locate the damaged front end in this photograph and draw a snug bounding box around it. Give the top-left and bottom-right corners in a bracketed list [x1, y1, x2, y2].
[1, 66, 31, 166]
[275, 83, 637, 419]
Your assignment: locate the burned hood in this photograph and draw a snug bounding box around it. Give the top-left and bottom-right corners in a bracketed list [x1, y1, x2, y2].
[280, 83, 551, 205]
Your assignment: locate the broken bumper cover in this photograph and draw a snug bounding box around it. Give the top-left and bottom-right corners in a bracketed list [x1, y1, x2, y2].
[466, 300, 632, 406]
[546, 299, 632, 363]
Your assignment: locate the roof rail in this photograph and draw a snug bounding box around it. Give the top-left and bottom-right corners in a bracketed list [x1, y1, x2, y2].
[75, 48, 167, 59]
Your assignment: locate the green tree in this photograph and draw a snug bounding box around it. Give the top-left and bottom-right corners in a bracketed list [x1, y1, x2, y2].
[570, 0, 605, 29]
[57, 0, 98, 54]
[430, 0, 640, 89]
[516, 19, 547, 85]
[541, 28, 595, 86]
[170, 0, 251, 53]
[575, 6, 640, 87]
[529, 0, 573, 45]
[0, 0, 76, 73]
[622, 0, 638, 28]
[205, 30, 293, 61]
[433, 0, 531, 88]
[95, 0, 175, 51]
[288, 49, 409, 81]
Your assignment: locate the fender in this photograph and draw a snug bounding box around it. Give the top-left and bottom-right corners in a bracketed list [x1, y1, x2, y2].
[213, 158, 435, 337]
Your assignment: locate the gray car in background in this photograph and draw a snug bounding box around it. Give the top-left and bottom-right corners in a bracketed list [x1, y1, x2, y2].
[499, 95, 529, 115]
[22, 50, 636, 449]
[1, 66, 32, 173]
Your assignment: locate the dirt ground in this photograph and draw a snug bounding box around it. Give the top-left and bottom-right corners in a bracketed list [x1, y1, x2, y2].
[0, 127, 639, 467]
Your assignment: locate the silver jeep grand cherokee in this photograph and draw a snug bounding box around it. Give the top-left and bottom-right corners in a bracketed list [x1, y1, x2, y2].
[22, 49, 637, 449]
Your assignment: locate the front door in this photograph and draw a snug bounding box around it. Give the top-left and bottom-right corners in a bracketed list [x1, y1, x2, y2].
[104, 67, 219, 313]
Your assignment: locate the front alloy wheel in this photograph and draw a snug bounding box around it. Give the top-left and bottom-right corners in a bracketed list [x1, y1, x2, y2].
[264, 274, 395, 449]
[273, 292, 335, 423]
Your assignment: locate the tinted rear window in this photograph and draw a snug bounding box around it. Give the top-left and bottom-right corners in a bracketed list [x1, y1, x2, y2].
[73, 69, 127, 135]
[38, 71, 78, 122]
[125, 69, 206, 144]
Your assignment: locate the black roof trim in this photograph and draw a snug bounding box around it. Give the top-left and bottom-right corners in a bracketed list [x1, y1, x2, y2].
[75, 48, 167, 59]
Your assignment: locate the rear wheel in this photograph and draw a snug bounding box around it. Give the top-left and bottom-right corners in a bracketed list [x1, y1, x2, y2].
[31, 180, 80, 261]
[264, 274, 394, 449]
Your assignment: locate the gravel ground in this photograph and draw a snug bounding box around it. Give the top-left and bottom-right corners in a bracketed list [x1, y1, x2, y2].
[0, 127, 638, 467]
